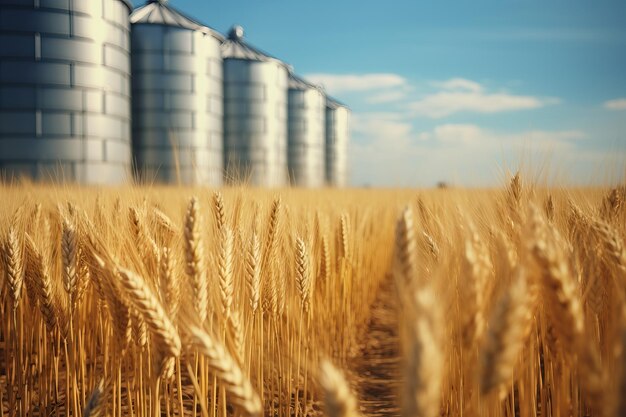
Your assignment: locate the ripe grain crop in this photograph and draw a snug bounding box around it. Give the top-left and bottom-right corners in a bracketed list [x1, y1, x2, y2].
[0, 179, 625, 417]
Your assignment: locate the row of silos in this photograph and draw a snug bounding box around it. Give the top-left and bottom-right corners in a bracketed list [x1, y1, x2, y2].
[0, 0, 349, 187]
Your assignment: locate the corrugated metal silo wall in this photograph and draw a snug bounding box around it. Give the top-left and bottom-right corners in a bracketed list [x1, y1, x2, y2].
[287, 87, 325, 187]
[131, 25, 223, 185]
[223, 60, 288, 187]
[325, 105, 349, 187]
[0, 0, 133, 184]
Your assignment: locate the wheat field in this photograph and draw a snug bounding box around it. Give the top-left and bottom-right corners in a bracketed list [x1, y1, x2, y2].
[0, 175, 625, 417]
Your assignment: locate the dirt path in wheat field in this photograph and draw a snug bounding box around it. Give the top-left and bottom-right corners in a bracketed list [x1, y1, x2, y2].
[351, 273, 402, 417]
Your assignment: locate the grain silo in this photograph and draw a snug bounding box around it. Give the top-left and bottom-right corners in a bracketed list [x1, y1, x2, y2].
[287, 75, 326, 187]
[222, 25, 289, 187]
[130, 0, 224, 185]
[325, 97, 350, 187]
[0, 0, 133, 184]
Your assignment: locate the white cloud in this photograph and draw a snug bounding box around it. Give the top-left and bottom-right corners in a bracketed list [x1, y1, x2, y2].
[365, 90, 408, 104]
[604, 98, 626, 110]
[410, 89, 555, 118]
[350, 120, 590, 186]
[429, 124, 484, 145]
[304, 73, 407, 93]
[432, 78, 483, 93]
[351, 112, 414, 146]
[425, 124, 585, 150]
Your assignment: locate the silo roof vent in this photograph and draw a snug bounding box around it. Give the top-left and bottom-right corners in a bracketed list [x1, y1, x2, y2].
[222, 25, 290, 69]
[228, 25, 245, 41]
[131, 0, 224, 40]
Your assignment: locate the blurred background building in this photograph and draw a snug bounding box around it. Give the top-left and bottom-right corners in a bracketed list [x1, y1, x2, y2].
[130, 0, 224, 185]
[288, 74, 326, 188]
[222, 25, 289, 187]
[0, 0, 349, 187]
[0, 0, 133, 184]
[325, 97, 350, 187]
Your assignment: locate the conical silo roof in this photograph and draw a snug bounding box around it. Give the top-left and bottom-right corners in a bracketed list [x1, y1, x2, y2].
[222, 25, 290, 69]
[326, 95, 349, 109]
[289, 74, 324, 92]
[131, 0, 224, 40]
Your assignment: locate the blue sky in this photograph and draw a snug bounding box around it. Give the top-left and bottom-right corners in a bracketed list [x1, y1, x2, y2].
[133, 0, 626, 186]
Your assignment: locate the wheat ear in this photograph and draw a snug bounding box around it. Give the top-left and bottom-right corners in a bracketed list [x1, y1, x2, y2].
[129, 206, 159, 268]
[295, 236, 311, 313]
[461, 221, 491, 347]
[92, 256, 132, 349]
[131, 309, 149, 349]
[395, 207, 418, 288]
[319, 360, 361, 417]
[3, 226, 23, 310]
[480, 267, 531, 395]
[117, 266, 181, 357]
[152, 207, 176, 242]
[213, 191, 226, 232]
[218, 226, 234, 319]
[262, 198, 281, 315]
[529, 205, 584, 348]
[184, 196, 208, 323]
[159, 247, 180, 319]
[83, 378, 107, 417]
[402, 287, 443, 417]
[73, 243, 91, 309]
[339, 213, 350, 260]
[590, 217, 626, 275]
[187, 325, 263, 417]
[61, 216, 78, 304]
[321, 236, 331, 283]
[245, 232, 261, 313]
[24, 234, 58, 333]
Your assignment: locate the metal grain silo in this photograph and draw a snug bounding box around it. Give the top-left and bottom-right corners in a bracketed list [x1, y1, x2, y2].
[0, 0, 133, 184]
[130, 0, 224, 185]
[287, 75, 325, 187]
[222, 26, 289, 187]
[325, 97, 350, 187]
